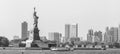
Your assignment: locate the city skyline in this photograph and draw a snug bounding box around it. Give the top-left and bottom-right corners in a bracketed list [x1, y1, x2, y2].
[1, 0, 120, 40]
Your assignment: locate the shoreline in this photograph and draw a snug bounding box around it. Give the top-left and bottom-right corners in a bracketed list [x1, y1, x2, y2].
[0, 47, 120, 50]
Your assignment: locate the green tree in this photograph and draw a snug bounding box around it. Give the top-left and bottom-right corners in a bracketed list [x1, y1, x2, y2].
[114, 42, 120, 48]
[0, 36, 9, 47]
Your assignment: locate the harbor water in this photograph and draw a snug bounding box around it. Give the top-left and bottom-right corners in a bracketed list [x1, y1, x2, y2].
[0, 49, 120, 54]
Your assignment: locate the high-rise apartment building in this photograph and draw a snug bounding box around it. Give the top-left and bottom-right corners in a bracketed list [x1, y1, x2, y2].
[112, 27, 118, 42]
[104, 27, 112, 43]
[94, 31, 102, 42]
[65, 24, 70, 42]
[118, 25, 120, 43]
[87, 29, 103, 43]
[70, 24, 78, 38]
[48, 33, 54, 41]
[104, 27, 118, 43]
[65, 24, 78, 42]
[109, 27, 118, 43]
[87, 29, 93, 42]
[21, 21, 28, 39]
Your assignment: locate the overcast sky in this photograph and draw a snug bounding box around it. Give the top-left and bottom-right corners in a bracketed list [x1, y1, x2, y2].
[0, 0, 120, 40]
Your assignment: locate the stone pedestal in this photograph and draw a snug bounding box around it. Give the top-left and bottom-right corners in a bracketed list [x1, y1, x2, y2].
[33, 27, 40, 40]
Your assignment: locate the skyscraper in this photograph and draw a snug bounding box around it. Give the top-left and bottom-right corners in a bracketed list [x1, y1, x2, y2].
[104, 27, 118, 43]
[109, 27, 118, 43]
[94, 31, 102, 42]
[87, 29, 93, 42]
[70, 24, 78, 38]
[118, 25, 120, 43]
[21, 21, 28, 39]
[48, 32, 55, 41]
[104, 27, 112, 43]
[65, 24, 78, 42]
[112, 27, 118, 42]
[65, 24, 70, 42]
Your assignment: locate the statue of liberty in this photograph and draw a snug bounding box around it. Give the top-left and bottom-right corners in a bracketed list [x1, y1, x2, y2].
[33, 7, 39, 27]
[33, 7, 40, 41]
[25, 7, 40, 47]
[25, 7, 48, 47]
